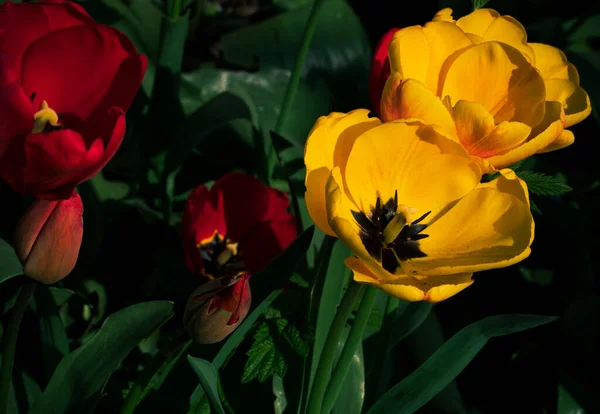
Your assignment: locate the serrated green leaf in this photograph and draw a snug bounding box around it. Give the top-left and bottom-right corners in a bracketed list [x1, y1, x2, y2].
[517, 171, 573, 196]
[243, 322, 288, 383]
[283, 324, 309, 358]
[530, 199, 543, 215]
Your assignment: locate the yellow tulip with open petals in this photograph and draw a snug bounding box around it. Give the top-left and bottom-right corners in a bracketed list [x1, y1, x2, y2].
[304, 110, 534, 302]
[380, 8, 591, 173]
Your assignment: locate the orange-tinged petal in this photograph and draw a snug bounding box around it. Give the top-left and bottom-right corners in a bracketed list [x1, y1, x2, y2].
[381, 75, 456, 136]
[538, 129, 575, 153]
[432, 7, 455, 23]
[487, 101, 564, 168]
[478, 168, 530, 207]
[441, 41, 545, 127]
[456, 9, 535, 64]
[304, 110, 380, 236]
[343, 120, 480, 216]
[346, 256, 473, 302]
[401, 185, 533, 277]
[545, 79, 591, 127]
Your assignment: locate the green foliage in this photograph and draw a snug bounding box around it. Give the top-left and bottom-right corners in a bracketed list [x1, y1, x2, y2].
[0, 238, 22, 284]
[517, 171, 573, 196]
[187, 357, 226, 414]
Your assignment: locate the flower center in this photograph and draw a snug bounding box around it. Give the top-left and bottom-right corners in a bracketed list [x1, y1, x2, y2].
[32, 99, 62, 134]
[197, 230, 246, 279]
[351, 190, 430, 273]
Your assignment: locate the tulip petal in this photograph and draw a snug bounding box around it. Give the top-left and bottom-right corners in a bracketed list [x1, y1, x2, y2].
[345, 256, 473, 302]
[343, 120, 480, 217]
[381, 75, 456, 137]
[388, 22, 473, 94]
[456, 9, 535, 64]
[545, 79, 591, 128]
[402, 183, 533, 277]
[441, 42, 545, 127]
[239, 217, 297, 274]
[530, 43, 570, 80]
[478, 168, 530, 207]
[304, 110, 380, 236]
[432, 8, 455, 23]
[487, 101, 564, 168]
[21, 24, 143, 120]
[452, 100, 531, 158]
[538, 129, 575, 153]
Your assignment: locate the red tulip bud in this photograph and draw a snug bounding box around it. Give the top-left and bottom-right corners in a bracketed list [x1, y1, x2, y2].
[183, 274, 251, 344]
[13, 192, 84, 284]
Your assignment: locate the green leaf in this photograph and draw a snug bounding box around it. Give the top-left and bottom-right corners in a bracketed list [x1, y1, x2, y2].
[332, 328, 365, 414]
[0, 238, 22, 284]
[516, 171, 573, 196]
[243, 322, 287, 383]
[34, 285, 70, 383]
[273, 374, 288, 414]
[282, 323, 309, 358]
[187, 357, 226, 414]
[388, 302, 433, 351]
[220, 0, 371, 112]
[471, 0, 490, 10]
[368, 314, 559, 414]
[29, 301, 174, 414]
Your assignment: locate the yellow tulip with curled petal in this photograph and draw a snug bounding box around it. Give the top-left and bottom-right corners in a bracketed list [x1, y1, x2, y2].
[304, 110, 534, 302]
[380, 8, 591, 173]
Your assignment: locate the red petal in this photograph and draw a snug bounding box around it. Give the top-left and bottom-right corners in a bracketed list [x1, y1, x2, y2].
[21, 25, 143, 120]
[182, 185, 227, 274]
[0, 1, 90, 75]
[369, 28, 398, 115]
[239, 217, 297, 274]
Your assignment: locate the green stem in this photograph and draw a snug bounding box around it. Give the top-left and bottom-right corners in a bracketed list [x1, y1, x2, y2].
[120, 336, 192, 414]
[306, 282, 363, 414]
[322, 285, 378, 413]
[0, 283, 37, 414]
[168, 0, 183, 19]
[274, 0, 328, 135]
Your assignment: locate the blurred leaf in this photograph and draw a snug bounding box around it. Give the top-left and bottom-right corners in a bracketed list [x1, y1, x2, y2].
[388, 302, 433, 351]
[332, 328, 365, 414]
[187, 357, 226, 414]
[516, 171, 573, 196]
[558, 384, 585, 414]
[242, 322, 287, 383]
[471, 0, 490, 10]
[368, 314, 559, 414]
[273, 374, 288, 414]
[220, 0, 371, 112]
[29, 301, 174, 414]
[518, 266, 554, 286]
[34, 285, 69, 383]
[89, 172, 130, 201]
[5, 364, 42, 414]
[0, 238, 22, 284]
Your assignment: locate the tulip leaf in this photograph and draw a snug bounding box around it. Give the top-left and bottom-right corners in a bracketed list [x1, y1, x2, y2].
[33, 285, 70, 383]
[273, 374, 288, 414]
[187, 357, 226, 414]
[332, 327, 365, 414]
[29, 301, 174, 414]
[387, 302, 433, 351]
[367, 314, 559, 414]
[0, 238, 22, 284]
[516, 171, 573, 196]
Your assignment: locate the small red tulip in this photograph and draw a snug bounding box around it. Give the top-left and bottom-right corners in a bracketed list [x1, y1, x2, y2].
[183, 274, 252, 344]
[14, 191, 83, 284]
[369, 28, 399, 116]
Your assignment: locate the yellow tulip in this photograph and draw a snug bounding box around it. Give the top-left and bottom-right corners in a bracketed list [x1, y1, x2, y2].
[304, 110, 534, 302]
[380, 8, 591, 173]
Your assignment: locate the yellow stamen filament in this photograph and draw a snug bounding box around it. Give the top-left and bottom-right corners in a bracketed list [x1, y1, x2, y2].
[32, 100, 61, 133]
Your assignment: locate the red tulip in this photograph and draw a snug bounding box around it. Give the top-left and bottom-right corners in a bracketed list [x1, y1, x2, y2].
[369, 28, 399, 116]
[181, 172, 297, 278]
[13, 191, 84, 284]
[183, 274, 252, 344]
[0, 0, 147, 200]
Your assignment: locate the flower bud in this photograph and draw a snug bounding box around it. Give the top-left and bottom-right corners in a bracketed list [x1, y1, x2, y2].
[183, 274, 251, 344]
[14, 192, 84, 284]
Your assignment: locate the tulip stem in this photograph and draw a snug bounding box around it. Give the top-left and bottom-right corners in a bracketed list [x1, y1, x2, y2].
[322, 285, 378, 413]
[274, 0, 327, 136]
[168, 0, 183, 19]
[0, 282, 37, 414]
[306, 281, 363, 414]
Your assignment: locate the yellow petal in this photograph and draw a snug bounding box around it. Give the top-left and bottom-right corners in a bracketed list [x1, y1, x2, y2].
[478, 168, 530, 207]
[343, 120, 480, 216]
[432, 8, 455, 23]
[401, 185, 533, 277]
[388, 22, 473, 95]
[346, 256, 473, 302]
[304, 110, 380, 236]
[545, 79, 591, 127]
[529, 43, 570, 80]
[452, 100, 531, 158]
[487, 101, 564, 168]
[456, 9, 535, 64]
[381, 75, 456, 136]
[441, 42, 545, 127]
[537, 129, 575, 153]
